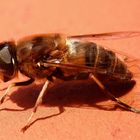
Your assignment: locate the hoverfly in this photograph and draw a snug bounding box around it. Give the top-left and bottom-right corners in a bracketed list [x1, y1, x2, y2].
[0, 31, 140, 132]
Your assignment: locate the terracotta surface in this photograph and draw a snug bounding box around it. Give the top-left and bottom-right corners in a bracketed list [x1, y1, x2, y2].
[0, 0, 140, 140]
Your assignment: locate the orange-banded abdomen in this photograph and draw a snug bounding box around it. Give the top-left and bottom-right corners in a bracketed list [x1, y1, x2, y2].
[66, 40, 133, 81]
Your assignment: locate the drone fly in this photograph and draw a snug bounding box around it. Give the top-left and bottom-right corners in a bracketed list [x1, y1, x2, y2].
[0, 31, 140, 132]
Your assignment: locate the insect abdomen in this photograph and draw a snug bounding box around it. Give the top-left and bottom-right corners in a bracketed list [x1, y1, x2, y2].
[67, 41, 132, 81]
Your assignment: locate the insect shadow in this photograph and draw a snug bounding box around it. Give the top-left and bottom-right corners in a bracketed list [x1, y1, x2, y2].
[0, 79, 135, 130]
[6, 79, 136, 109]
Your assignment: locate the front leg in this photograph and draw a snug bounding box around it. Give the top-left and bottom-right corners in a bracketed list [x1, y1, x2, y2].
[0, 78, 34, 104]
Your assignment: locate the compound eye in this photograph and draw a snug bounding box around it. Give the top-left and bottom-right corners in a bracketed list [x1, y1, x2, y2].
[0, 42, 17, 82]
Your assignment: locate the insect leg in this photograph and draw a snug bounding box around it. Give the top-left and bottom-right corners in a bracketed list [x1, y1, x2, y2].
[21, 80, 50, 132]
[0, 78, 34, 104]
[89, 73, 140, 113]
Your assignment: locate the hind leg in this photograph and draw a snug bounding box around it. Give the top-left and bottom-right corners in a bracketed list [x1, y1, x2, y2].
[89, 73, 140, 113]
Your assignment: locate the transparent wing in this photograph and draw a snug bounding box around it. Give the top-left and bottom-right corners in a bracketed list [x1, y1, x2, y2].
[41, 61, 131, 79]
[41, 61, 107, 74]
[68, 31, 140, 40]
[68, 31, 140, 70]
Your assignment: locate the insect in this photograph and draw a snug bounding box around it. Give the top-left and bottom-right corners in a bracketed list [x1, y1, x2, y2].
[0, 31, 140, 132]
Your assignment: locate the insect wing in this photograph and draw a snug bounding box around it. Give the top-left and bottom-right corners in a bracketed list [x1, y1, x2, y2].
[68, 31, 140, 40]
[41, 61, 107, 74]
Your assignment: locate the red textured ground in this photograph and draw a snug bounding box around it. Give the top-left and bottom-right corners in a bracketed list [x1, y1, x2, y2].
[0, 0, 140, 140]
